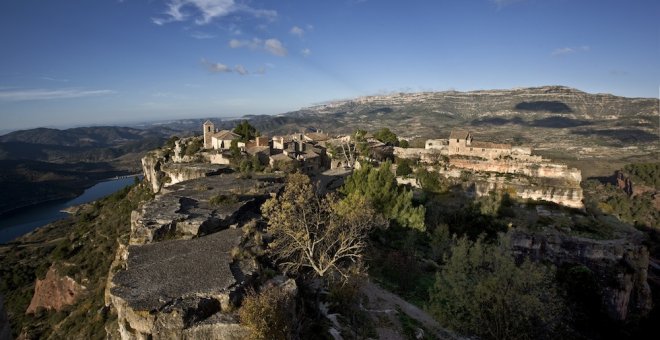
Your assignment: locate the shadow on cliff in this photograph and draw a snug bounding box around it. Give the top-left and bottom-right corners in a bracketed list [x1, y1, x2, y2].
[471, 116, 592, 128]
[572, 128, 658, 143]
[515, 101, 573, 113]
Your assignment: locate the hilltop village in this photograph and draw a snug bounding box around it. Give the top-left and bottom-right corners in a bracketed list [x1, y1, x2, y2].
[145, 121, 584, 208]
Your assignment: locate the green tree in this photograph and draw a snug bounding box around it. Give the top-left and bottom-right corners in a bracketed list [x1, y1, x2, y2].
[428, 235, 564, 339]
[233, 120, 259, 142]
[341, 161, 425, 231]
[395, 158, 413, 176]
[398, 139, 409, 148]
[261, 173, 385, 282]
[373, 128, 399, 145]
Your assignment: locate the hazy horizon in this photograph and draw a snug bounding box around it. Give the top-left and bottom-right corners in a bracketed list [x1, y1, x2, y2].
[1, 0, 659, 131]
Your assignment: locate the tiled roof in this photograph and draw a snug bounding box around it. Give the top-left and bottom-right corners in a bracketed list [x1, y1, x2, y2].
[213, 130, 240, 140]
[449, 129, 470, 140]
[470, 141, 511, 150]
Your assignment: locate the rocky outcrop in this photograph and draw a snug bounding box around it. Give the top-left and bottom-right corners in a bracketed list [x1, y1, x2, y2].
[108, 172, 284, 339]
[26, 266, 87, 314]
[471, 177, 584, 209]
[110, 229, 253, 339]
[141, 150, 168, 193]
[0, 295, 11, 340]
[141, 148, 229, 193]
[450, 158, 582, 183]
[510, 230, 653, 321]
[130, 174, 282, 245]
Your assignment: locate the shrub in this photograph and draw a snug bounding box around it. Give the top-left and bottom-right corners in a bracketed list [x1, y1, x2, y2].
[239, 287, 295, 340]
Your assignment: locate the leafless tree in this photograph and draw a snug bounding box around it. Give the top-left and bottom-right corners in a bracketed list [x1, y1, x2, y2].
[261, 173, 384, 282]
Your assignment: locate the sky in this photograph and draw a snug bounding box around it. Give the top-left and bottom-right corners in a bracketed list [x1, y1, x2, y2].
[0, 0, 658, 131]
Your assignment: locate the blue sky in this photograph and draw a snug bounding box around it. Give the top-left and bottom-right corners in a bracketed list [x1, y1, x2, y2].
[0, 0, 658, 131]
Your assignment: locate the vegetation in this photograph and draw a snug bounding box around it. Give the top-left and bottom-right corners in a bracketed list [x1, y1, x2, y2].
[0, 182, 154, 338]
[184, 137, 203, 156]
[428, 235, 564, 339]
[239, 286, 295, 340]
[262, 173, 385, 282]
[209, 193, 239, 206]
[341, 161, 426, 231]
[373, 127, 399, 145]
[233, 120, 259, 143]
[624, 162, 659, 187]
[395, 158, 414, 176]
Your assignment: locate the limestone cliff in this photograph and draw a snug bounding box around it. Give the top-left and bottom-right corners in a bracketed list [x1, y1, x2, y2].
[510, 230, 653, 321]
[26, 266, 87, 314]
[107, 173, 284, 339]
[141, 149, 229, 193]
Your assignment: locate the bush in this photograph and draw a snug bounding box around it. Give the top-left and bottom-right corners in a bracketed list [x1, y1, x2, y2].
[428, 235, 564, 339]
[239, 287, 295, 340]
[209, 194, 238, 206]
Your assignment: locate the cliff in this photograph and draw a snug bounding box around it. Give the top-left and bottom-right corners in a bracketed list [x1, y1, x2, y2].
[141, 149, 229, 193]
[510, 230, 652, 321]
[107, 173, 283, 339]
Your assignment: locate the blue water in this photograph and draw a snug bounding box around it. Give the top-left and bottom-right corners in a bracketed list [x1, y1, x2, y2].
[0, 177, 138, 244]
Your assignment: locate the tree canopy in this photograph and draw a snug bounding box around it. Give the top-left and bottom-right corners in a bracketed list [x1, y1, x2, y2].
[341, 161, 425, 231]
[428, 235, 564, 339]
[261, 173, 384, 282]
[373, 128, 398, 145]
[233, 120, 259, 142]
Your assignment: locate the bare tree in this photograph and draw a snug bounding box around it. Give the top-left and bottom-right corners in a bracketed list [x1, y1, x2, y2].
[261, 173, 384, 281]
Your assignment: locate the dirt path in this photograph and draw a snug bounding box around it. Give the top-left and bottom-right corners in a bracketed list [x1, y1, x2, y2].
[361, 280, 460, 340]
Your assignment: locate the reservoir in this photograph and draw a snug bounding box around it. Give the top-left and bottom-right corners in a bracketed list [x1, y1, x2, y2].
[0, 176, 138, 244]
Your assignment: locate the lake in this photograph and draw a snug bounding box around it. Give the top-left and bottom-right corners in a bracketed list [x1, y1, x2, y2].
[0, 177, 138, 244]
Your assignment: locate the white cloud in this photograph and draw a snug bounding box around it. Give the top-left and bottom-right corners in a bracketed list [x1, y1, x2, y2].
[491, 0, 526, 8]
[552, 47, 574, 56]
[190, 31, 215, 39]
[264, 39, 287, 56]
[200, 59, 256, 76]
[301, 48, 311, 57]
[201, 58, 232, 73]
[229, 38, 262, 49]
[0, 88, 115, 101]
[290, 26, 304, 37]
[230, 38, 287, 56]
[153, 0, 276, 26]
[552, 45, 590, 56]
[235, 64, 248, 75]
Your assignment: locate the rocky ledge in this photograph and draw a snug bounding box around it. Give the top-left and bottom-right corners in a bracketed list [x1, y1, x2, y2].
[110, 229, 253, 339]
[107, 172, 284, 339]
[130, 173, 283, 244]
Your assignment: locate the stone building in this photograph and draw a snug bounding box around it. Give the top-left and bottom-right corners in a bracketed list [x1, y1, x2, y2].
[202, 120, 244, 150]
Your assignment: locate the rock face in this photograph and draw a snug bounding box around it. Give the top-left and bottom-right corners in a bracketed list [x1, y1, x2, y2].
[26, 266, 87, 314]
[510, 230, 653, 321]
[0, 295, 11, 340]
[141, 149, 229, 193]
[108, 172, 284, 339]
[130, 174, 282, 244]
[110, 229, 252, 339]
[471, 177, 584, 209]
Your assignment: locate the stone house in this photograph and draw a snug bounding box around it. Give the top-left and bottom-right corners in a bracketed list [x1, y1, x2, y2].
[202, 120, 244, 150]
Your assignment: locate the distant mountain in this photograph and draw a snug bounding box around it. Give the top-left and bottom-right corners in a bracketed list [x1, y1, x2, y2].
[0, 126, 169, 164]
[0, 126, 173, 214]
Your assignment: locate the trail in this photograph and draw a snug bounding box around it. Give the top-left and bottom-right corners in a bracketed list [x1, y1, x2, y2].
[360, 280, 461, 339]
